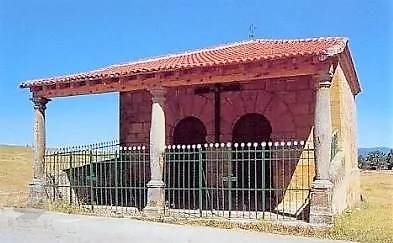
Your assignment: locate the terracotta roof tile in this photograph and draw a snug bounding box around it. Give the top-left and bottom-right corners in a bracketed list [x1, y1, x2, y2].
[20, 37, 348, 88]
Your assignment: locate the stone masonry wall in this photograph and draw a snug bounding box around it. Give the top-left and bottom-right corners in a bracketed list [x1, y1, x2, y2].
[330, 64, 360, 215]
[120, 90, 152, 145]
[120, 76, 316, 146]
[119, 75, 317, 209]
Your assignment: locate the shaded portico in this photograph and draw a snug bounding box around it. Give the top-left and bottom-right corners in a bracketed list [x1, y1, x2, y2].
[21, 37, 361, 224]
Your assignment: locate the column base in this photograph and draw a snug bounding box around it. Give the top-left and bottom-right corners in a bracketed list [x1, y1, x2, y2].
[28, 178, 46, 208]
[143, 179, 166, 215]
[309, 179, 333, 225]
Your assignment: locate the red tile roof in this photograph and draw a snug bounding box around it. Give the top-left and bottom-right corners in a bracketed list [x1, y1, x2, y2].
[20, 37, 348, 88]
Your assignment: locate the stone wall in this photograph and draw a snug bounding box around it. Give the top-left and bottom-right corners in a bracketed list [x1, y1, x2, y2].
[329, 64, 360, 215]
[120, 76, 316, 146]
[119, 75, 317, 210]
[120, 90, 152, 145]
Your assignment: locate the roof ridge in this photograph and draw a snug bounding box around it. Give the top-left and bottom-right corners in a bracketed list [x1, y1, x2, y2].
[254, 36, 347, 42]
[107, 36, 347, 69]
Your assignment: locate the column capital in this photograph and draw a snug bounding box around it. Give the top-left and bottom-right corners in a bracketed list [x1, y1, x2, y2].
[314, 66, 334, 89]
[314, 73, 333, 89]
[31, 96, 50, 111]
[149, 86, 166, 104]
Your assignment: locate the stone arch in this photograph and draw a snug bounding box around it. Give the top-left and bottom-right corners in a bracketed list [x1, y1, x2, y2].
[221, 89, 296, 141]
[172, 116, 207, 145]
[232, 113, 272, 143]
[165, 87, 213, 143]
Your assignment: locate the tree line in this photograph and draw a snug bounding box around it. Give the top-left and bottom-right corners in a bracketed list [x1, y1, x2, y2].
[358, 150, 393, 170]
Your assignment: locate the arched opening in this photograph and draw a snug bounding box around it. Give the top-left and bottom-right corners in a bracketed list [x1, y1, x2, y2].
[232, 113, 273, 211]
[166, 116, 207, 209]
[173, 117, 207, 145]
[232, 113, 272, 143]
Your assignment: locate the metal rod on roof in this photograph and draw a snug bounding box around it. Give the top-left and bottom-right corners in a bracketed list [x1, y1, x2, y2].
[249, 24, 256, 39]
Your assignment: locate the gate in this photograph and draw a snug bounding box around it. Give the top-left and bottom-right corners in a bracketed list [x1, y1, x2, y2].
[164, 141, 315, 220]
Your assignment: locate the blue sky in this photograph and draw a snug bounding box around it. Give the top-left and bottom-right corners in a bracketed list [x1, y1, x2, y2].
[0, 0, 392, 148]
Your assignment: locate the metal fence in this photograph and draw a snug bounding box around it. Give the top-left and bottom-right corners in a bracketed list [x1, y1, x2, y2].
[45, 140, 315, 221]
[44, 141, 149, 212]
[164, 141, 315, 220]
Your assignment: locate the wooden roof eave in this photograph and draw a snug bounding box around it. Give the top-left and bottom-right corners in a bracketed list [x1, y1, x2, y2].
[27, 56, 333, 99]
[338, 46, 361, 95]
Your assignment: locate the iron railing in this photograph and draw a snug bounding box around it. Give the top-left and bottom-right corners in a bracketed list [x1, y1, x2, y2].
[45, 140, 315, 221]
[44, 141, 149, 212]
[164, 141, 315, 220]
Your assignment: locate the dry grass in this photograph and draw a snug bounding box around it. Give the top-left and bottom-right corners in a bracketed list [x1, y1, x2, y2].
[0, 145, 392, 242]
[332, 171, 393, 243]
[0, 145, 32, 207]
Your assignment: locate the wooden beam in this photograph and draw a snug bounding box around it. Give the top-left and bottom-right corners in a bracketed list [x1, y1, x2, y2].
[33, 58, 331, 98]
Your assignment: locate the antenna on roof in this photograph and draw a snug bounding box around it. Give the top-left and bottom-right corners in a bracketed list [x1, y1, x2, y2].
[249, 24, 256, 39]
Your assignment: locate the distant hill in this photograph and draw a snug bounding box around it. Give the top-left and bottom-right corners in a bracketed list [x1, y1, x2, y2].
[359, 147, 392, 156]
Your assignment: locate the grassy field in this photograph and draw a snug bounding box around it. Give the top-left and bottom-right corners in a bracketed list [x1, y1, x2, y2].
[0, 145, 32, 207]
[332, 171, 393, 242]
[0, 145, 392, 242]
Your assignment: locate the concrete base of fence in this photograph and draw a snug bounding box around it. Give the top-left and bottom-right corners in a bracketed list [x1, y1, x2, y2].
[27, 178, 46, 208]
[144, 179, 165, 215]
[309, 179, 333, 225]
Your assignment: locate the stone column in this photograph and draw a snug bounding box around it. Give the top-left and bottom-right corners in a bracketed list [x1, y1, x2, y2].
[28, 95, 50, 208]
[144, 87, 166, 214]
[309, 73, 334, 224]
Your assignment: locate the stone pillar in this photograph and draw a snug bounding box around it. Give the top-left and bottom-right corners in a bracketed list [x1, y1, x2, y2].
[144, 87, 166, 214]
[28, 95, 50, 208]
[309, 74, 334, 224]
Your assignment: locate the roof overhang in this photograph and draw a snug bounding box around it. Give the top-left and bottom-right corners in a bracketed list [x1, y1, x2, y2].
[338, 46, 361, 95]
[19, 37, 361, 98]
[23, 56, 333, 98]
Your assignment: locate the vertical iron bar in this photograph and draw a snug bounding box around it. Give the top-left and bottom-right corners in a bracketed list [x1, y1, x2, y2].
[53, 151, 56, 201]
[220, 145, 224, 215]
[262, 143, 266, 219]
[115, 149, 118, 209]
[241, 145, 245, 218]
[177, 147, 180, 210]
[167, 147, 171, 214]
[69, 149, 73, 204]
[198, 147, 203, 216]
[228, 145, 232, 218]
[234, 144, 239, 217]
[215, 145, 219, 214]
[183, 147, 186, 212]
[188, 147, 191, 212]
[247, 144, 251, 218]
[89, 149, 94, 210]
[254, 144, 257, 218]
